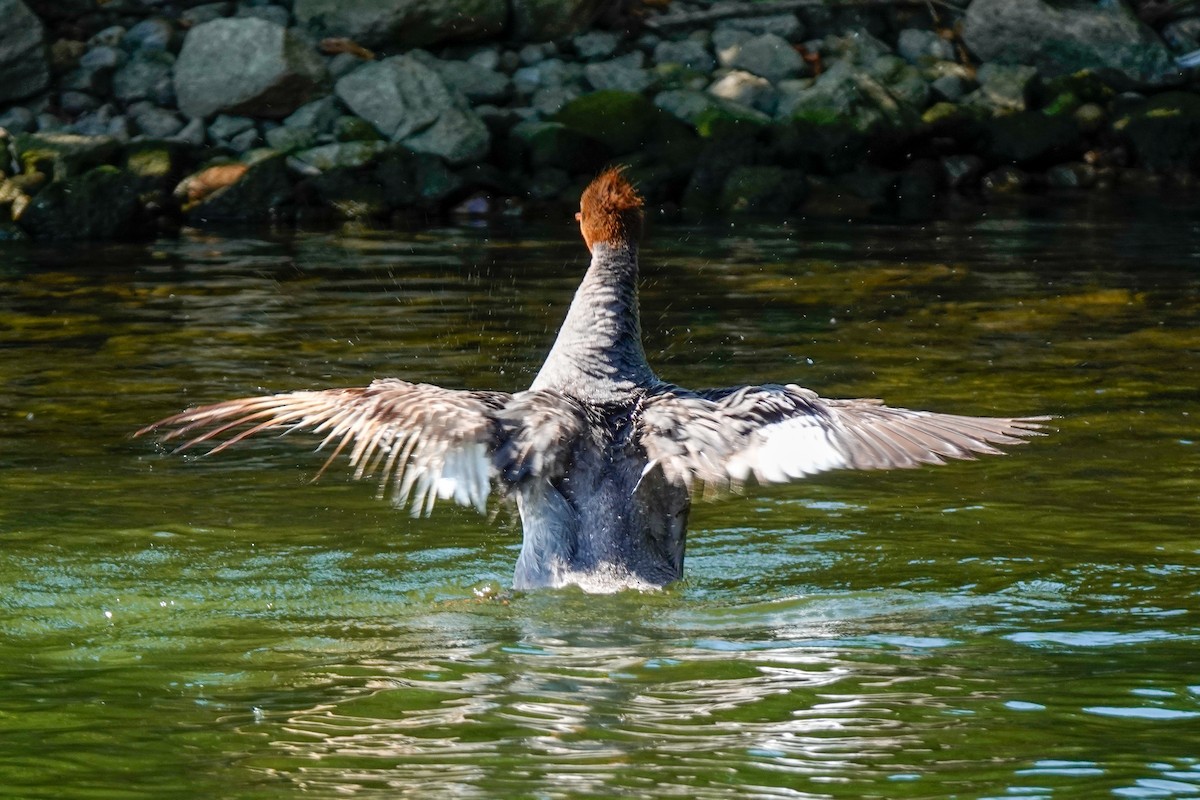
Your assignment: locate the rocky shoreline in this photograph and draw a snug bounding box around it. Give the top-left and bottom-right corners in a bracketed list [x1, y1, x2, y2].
[1, 0, 1199, 240]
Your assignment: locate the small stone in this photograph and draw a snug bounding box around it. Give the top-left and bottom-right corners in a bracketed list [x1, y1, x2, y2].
[131, 104, 185, 138]
[80, 45, 126, 73]
[896, 28, 955, 64]
[573, 30, 619, 61]
[332, 115, 381, 142]
[713, 28, 753, 66]
[531, 85, 580, 116]
[981, 165, 1029, 195]
[964, 63, 1040, 113]
[519, 42, 555, 66]
[1074, 102, 1106, 134]
[585, 52, 654, 93]
[172, 117, 207, 145]
[942, 154, 985, 189]
[716, 13, 804, 41]
[0, 106, 35, 134]
[234, 3, 290, 27]
[265, 124, 316, 151]
[208, 113, 255, 141]
[654, 39, 715, 73]
[284, 96, 342, 133]
[1046, 162, 1096, 189]
[123, 17, 175, 53]
[113, 50, 176, 105]
[930, 74, 967, 102]
[708, 70, 778, 115]
[182, 2, 232, 27]
[227, 126, 262, 152]
[60, 90, 100, 115]
[468, 47, 501, 72]
[291, 140, 387, 171]
[89, 25, 126, 48]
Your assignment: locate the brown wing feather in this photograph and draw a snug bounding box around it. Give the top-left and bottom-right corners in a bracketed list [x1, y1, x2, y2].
[138, 379, 511, 515]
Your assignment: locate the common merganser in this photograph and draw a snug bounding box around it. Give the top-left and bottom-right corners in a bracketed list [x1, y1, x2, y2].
[140, 167, 1046, 593]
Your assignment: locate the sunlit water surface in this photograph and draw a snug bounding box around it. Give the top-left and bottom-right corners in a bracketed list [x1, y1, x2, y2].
[1, 196, 1198, 799]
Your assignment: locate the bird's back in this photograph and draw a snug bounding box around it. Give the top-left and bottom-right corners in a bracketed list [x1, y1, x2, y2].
[512, 397, 689, 592]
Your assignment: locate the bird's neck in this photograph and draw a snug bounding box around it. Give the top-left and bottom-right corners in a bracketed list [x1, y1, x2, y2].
[531, 240, 655, 397]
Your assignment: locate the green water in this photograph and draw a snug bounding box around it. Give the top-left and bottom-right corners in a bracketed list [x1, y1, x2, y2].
[1, 197, 1198, 799]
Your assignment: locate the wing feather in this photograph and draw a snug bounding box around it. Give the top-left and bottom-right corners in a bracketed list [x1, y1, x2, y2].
[638, 383, 1048, 496]
[138, 379, 511, 516]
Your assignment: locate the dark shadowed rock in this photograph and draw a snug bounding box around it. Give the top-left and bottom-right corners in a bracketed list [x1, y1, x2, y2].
[0, 0, 51, 104]
[183, 153, 294, 222]
[295, 0, 505, 49]
[984, 110, 1078, 166]
[1112, 91, 1200, 171]
[962, 0, 1178, 88]
[13, 132, 121, 180]
[720, 166, 807, 214]
[16, 165, 144, 240]
[511, 0, 605, 42]
[174, 17, 328, 119]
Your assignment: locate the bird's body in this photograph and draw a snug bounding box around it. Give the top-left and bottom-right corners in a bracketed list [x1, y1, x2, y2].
[140, 167, 1047, 593]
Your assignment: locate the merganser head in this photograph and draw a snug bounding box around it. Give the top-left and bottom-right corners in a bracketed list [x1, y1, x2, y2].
[576, 165, 643, 252]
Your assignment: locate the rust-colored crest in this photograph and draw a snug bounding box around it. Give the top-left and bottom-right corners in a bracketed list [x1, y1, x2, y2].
[576, 166, 643, 251]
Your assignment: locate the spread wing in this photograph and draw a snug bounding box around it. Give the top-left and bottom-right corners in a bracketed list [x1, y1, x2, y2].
[638, 383, 1048, 495]
[138, 378, 516, 516]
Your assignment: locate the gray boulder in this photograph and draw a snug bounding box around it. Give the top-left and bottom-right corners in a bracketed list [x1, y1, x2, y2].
[716, 33, 804, 83]
[412, 52, 511, 104]
[962, 0, 1178, 87]
[402, 107, 490, 165]
[335, 56, 453, 140]
[777, 57, 925, 131]
[0, 0, 51, 104]
[335, 56, 490, 165]
[294, 0, 505, 49]
[174, 17, 328, 119]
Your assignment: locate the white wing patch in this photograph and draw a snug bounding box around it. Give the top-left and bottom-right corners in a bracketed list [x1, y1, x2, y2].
[638, 383, 1046, 496]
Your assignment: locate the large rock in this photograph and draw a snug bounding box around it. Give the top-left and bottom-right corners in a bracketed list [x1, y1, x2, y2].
[294, 0, 506, 49]
[335, 56, 490, 165]
[0, 0, 50, 104]
[16, 165, 144, 240]
[174, 18, 329, 119]
[962, 0, 1178, 88]
[13, 132, 122, 180]
[336, 56, 453, 141]
[716, 33, 805, 83]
